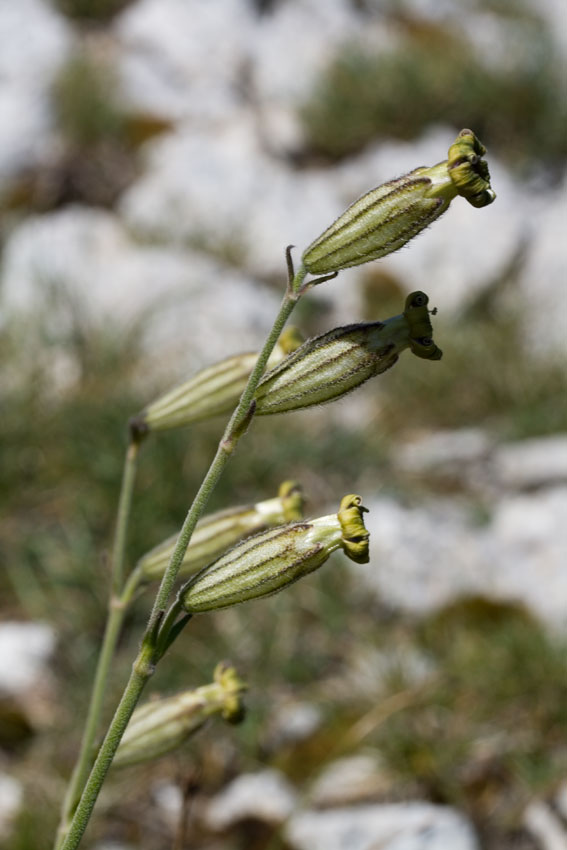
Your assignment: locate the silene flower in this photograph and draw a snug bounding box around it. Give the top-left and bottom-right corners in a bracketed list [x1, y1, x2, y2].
[113, 663, 246, 768]
[137, 481, 304, 581]
[254, 291, 441, 416]
[133, 326, 304, 434]
[302, 129, 495, 275]
[180, 494, 370, 614]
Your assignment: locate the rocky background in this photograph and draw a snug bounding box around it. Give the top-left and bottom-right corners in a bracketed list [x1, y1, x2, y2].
[1, 1, 566, 848]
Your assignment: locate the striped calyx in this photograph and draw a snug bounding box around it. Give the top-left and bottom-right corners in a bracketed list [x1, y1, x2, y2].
[179, 495, 370, 614]
[113, 663, 246, 768]
[301, 129, 494, 275]
[138, 481, 304, 581]
[136, 326, 304, 432]
[253, 293, 441, 415]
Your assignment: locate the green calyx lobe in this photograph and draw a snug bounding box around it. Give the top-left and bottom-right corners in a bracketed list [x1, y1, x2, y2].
[403, 291, 443, 361]
[447, 129, 496, 208]
[338, 494, 370, 564]
[278, 480, 305, 521]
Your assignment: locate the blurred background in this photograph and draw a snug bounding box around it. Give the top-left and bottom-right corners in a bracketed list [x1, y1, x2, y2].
[1, 0, 566, 848]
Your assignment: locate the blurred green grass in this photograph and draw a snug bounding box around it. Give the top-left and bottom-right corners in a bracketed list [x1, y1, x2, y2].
[2, 4, 566, 841]
[54, 0, 135, 22]
[4, 50, 170, 212]
[2, 286, 566, 847]
[300, 17, 567, 172]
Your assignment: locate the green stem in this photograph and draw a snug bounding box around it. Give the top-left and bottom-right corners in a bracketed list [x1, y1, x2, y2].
[150, 287, 300, 618]
[59, 281, 303, 850]
[60, 645, 154, 850]
[112, 440, 140, 594]
[55, 443, 141, 849]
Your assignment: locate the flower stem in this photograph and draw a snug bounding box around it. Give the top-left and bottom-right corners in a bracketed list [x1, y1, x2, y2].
[59, 283, 302, 850]
[59, 646, 154, 850]
[111, 439, 140, 594]
[55, 440, 141, 848]
[150, 287, 299, 619]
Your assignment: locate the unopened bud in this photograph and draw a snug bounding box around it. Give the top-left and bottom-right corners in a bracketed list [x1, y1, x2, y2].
[137, 327, 304, 432]
[302, 129, 495, 275]
[138, 481, 304, 581]
[180, 495, 369, 614]
[254, 291, 441, 416]
[113, 663, 246, 768]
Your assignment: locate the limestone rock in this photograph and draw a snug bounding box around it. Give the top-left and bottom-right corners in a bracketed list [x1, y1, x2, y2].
[0, 206, 281, 384]
[286, 802, 479, 850]
[0, 773, 23, 842]
[0, 0, 73, 186]
[359, 487, 567, 630]
[204, 769, 298, 830]
[0, 622, 55, 697]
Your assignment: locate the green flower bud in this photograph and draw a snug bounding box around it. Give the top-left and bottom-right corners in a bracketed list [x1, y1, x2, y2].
[135, 327, 304, 433]
[138, 481, 304, 582]
[179, 495, 369, 614]
[254, 291, 441, 416]
[113, 662, 246, 768]
[302, 129, 495, 275]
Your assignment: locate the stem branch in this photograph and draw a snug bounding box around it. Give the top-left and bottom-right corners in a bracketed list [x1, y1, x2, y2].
[59, 279, 303, 850]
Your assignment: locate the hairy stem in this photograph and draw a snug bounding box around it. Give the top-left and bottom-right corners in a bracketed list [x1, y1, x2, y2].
[59, 645, 154, 850]
[59, 279, 303, 850]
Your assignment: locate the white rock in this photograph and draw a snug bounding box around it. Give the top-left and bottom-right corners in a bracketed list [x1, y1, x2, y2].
[532, 0, 567, 55]
[360, 497, 480, 615]
[483, 488, 567, 628]
[0, 206, 282, 383]
[523, 800, 567, 850]
[0, 88, 54, 185]
[309, 755, 391, 807]
[250, 0, 361, 105]
[515, 176, 567, 354]
[152, 781, 183, 821]
[394, 433, 567, 492]
[364, 0, 567, 57]
[494, 436, 567, 490]
[0, 0, 72, 89]
[358, 486, 567, 630]
[0, 622, 56, 697]
[119, 121, 364, 322]
[0, 773, 23, 840]
[555, 780, 567, 821]
[115, 0, 255, 124]
[393, 429, 493, 478]
[267, 700, 323, 749]
[0, 0, 73, 184]
[205, 769, 297, 829]
[120, 120, 340, 271]
[285, 803, 479, 850]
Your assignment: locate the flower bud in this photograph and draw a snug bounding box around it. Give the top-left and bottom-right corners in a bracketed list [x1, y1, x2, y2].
[113, 663, 246, 768]
[302, 129, 495, 275]
[179, 495, 369, 614]
[138, 481, 304, 582]
[254, 291, 441, 416]
[136, 327, 304, 433]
